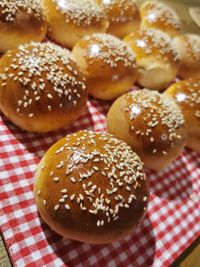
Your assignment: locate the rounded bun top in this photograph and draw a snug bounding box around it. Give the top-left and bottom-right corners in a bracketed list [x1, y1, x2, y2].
[78, 33, 136, 76]
[34, 130, 148, 243]
[140, 0, 181, 36]
[125, 89, 185, 154]
[173, 34, 200, 63]
[171, 34, 200, 79]
[98, 0, 140, 23]
[52, 0, 106, 27]
[0, 0, 46, 26]
[165, 79, 200, 124]
[0, 0, 44, 20]
[0, 42, 87, 125]
[124, 29, 178, 63]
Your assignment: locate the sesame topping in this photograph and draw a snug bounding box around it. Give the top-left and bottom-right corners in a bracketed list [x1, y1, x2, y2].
[83, 33, 136, 68]
[129, 29, 178, 62]
[172, 79, 200, 120]
[101, 0, 139, 22]
[39, 131, 146, 227]
[0, 0, 43, 22]
[185, 35, 200, 61]
[126, 89, 185, 154]
[143, 0, 181, 31]
[0, 42, 86, 118]
[54, 0, 105, 26]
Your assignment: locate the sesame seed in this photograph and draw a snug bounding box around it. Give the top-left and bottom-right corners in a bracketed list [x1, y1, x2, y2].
[64, 204, 70, 210]
[70, 194, 75, 201]
[70, 177, 76, 183]
[53, 177, 59, 183]
[61, 189, 67, 194]
[28, 113, 34, 118]
[84, 33, 136, 69]
[143, 196, 147, 202]
[54, 205, 60, 211]
[47, 93, 53, 99]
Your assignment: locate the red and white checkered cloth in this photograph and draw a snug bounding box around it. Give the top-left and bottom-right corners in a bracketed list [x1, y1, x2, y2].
[0, 98, 200, 267]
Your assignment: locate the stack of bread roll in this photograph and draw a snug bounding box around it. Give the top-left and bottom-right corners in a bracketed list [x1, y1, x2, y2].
[0, 0, 199, 244]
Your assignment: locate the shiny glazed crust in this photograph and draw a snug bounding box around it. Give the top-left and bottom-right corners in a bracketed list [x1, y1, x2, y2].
[72, 33, 137, 100]
[34, 131, 148, 244]
[96, 0, 141, 38]
[124, 29, 179, 90]
[140, 0, 181, 37]
[165, 79, 200, 152]
[107, 89, 187, 171]
[0, 42, 88, 132]
[0, 0, 47, 52]
[171, 34, 200, 79]
[42, 0, 108, 48]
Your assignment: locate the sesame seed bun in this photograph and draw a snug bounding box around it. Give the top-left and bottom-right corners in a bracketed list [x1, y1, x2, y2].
[34, 130, 148, 244]
[96, 0, 141, 38]
[165, 79, 200, 152]
[72, 33, 137, 100]
[140, 0, 181, 37]
[171, 34, 200, 79]
[107, 89, 187, 171]
[42, 0, 109, 49]
[124, 29, 179, 91]
[0, 0, 47, 53]
[0, 42, 88, 132]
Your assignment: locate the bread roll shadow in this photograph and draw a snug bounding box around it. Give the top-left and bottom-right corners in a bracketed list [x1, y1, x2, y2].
[39, 212, 156, 266]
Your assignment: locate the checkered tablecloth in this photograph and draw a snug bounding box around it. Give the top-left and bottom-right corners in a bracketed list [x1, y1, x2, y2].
[0, 97, 200, 267]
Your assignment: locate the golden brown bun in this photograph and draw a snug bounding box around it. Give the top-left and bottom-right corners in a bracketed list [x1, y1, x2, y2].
[72, 33, 137, 100]
[124, 29, 179, 91]
[107, 89, 187, 171]
[96, 0, 141, 38]
[171, 34, 200, 79]
[34, 130, 148, 244]
[165, 79, 200, 152]
[0, 0, 47, 53]
[140, 0, 181, 37]
[42, 0, 108, 49]
[0, 42, 88, 132]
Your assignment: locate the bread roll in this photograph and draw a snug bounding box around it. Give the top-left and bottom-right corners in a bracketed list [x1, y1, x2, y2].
[34, 130, 148, 244]
[171, 34, 200, 79]
[165, 79, 200, 152]
[107, 89, 187, 171]
[0, 42, 87, 132]
[72, 33, 137, 100]
[96, 0, 141, 38]
[140, 0, 181, 37]
[0, 0, 47, 53]
[42, 0, 108, 49]
[124, 29, 179, 91]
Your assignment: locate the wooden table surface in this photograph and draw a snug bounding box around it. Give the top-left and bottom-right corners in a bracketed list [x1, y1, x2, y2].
[0, 0, 199, 266]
